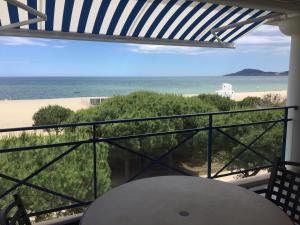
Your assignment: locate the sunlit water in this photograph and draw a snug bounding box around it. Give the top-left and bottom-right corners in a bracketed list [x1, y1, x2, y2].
[0, 76, 288, 100]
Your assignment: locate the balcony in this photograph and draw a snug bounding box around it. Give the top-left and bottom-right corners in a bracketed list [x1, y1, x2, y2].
[0, 105, 297, 224]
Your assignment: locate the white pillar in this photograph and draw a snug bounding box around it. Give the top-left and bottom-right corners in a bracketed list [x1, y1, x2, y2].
[279, 16, 300, 162]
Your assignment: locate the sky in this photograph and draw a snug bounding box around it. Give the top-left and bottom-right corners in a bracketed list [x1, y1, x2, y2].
[0, 25, 291, 77]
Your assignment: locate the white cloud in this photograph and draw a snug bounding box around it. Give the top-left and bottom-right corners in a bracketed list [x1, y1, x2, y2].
[128, 44, 218, 55]
[0, 37, 49, 46]
[237, 35, 288, 45]
[53, 45, 65, 48]
[0, 37, 66, 48]
[235, 25, 290, 53]
[128, 25, 290, 55]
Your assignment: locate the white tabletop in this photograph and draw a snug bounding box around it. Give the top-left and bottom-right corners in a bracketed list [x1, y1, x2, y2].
[81, 176, 293, 225]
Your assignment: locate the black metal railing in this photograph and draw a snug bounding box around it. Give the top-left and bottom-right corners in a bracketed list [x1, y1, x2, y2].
[0, 105, 297, 218]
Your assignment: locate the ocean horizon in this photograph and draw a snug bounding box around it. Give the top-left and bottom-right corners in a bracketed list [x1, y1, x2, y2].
[0, 76, 288, 100]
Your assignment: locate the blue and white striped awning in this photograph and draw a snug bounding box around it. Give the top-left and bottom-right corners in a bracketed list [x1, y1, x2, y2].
[0, 0, 278, 48]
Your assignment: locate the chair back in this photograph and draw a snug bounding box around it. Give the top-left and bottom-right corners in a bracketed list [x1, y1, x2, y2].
[0, 192, 31, 225]
[266, 158, 300, 224]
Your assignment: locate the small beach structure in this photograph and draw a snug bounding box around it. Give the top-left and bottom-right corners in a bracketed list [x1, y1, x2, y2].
[216, 83, 234, 98]
[89, 97, 109, 106]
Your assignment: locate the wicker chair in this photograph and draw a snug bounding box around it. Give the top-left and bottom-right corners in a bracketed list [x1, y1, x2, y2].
[0, 192, 31, 225]
[264, 158, 300, 224]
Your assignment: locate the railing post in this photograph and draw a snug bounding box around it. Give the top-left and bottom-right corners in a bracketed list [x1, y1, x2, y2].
[92, 124, 97, 199]
[281, 107, 289, 161]
[207, 114, 213, 178]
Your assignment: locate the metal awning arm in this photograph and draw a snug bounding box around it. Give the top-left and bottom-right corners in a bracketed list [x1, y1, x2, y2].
[211, 12, 285, 43]
[0, 0, 47, 31]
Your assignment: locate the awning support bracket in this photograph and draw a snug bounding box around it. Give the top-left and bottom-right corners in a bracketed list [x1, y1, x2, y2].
[211, 12, 284, 43]
[0, 0, 47, 31]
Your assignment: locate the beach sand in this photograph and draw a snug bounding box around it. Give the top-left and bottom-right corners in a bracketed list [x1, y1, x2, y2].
[231, 90, 287, 101]
[0, 91, 287, 129]
[0, 97, 93, 129]
[183, 90, 287, 100]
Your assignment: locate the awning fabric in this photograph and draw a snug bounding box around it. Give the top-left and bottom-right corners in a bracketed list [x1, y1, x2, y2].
[0, 0, 274, 47]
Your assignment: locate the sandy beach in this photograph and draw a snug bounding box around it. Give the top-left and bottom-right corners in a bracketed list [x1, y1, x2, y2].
[231, 90, 287, 101]
[0, 91, 287, 129]
[183, 90, 287, 100]
[0, 97, 94, 129]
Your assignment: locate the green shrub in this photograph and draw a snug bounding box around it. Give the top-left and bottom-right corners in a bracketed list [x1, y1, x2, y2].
[198, 94, 236, 111]
[238, 97, 262, 108]
[33, 105, 73, 134]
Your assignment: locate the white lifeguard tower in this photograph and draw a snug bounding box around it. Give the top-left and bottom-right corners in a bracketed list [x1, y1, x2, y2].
[216, 83, 234, 98]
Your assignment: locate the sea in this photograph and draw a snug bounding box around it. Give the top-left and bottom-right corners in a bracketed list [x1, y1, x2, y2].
[0, 76, 288, 100]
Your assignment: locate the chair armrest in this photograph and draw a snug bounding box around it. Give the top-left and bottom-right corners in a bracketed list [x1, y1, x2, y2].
[254, 189, 267, 195]
[34, 213, 82, 225]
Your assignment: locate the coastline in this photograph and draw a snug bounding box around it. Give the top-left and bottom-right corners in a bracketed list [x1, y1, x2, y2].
[0, 90, 287, 129]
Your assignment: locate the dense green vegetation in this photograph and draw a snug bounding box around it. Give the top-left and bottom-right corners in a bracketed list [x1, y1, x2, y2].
[0, 132, 110, 221]
[0, 92, 286, 220]
[68, 92, 284, 178]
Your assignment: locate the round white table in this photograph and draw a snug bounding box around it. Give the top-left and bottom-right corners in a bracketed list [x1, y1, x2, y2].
[81, 176, 293, 225]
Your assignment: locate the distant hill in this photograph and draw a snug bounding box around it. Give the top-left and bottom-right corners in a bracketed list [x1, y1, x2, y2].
[224, 69, 288, 76]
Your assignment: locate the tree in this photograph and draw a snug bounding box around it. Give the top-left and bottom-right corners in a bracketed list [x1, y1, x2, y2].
[33, 105, 73, 134]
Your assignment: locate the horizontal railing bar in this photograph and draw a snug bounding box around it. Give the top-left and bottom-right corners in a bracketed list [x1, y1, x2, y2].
[97, 127, 207, 142]
[0, 139, 91, 153]
[204, 106, 297, 115]
[27, 202, 91, 217]
[0, 127, 207, 153]
[213, 118, 291, 130]
[282, 161, 300, 167]
[0, 118, 290, 154]
[97, 119, 288, 142]
[0, 106, 296, 133]
[212, 165, 272, 178]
